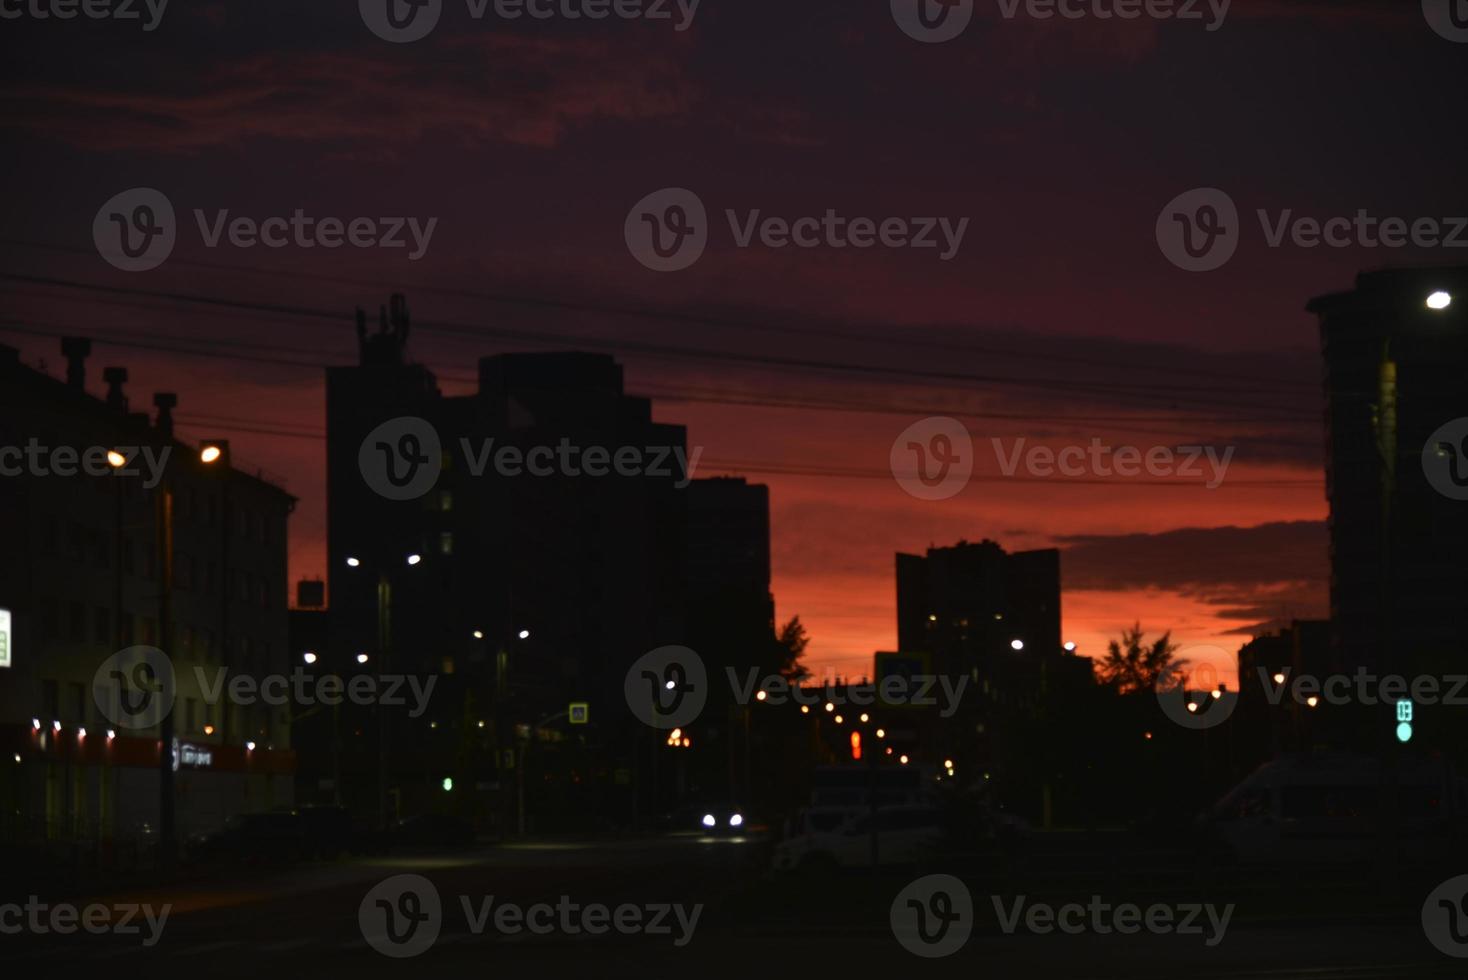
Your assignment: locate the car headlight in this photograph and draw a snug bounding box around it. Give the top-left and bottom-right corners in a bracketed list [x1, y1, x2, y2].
[701, 813, 716, 828]
[729, 814, 744, 828]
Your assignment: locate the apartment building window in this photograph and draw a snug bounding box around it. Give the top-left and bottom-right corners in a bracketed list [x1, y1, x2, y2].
[42, 679, 59, 722]
[440, 490, 453, 512]
[440, 531, 454, 555]
[67, 522, 86, 561]
[68, 601, 85, 642]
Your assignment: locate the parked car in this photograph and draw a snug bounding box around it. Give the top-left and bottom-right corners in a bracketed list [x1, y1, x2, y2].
[189, 810, 308, 866]
[773, 804, 943, 872]
[390, 813, 475, 849]
[296, 804, 372, 859]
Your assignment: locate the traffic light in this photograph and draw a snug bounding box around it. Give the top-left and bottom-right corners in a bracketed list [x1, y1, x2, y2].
[1396, 699, 1413, 743]
[850, 731, 862, 761]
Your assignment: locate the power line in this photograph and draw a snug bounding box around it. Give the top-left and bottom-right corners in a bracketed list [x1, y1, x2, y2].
[0, 238, 1319, 392]
[0, 273, 1319, 418]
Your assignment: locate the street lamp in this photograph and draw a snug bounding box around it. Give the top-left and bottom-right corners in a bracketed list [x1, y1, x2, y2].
[1427, 290, 1453, 311]
[344, 550, 425, 828]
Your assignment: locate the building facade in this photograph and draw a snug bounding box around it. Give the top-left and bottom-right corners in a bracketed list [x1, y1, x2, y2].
[0, 340, 296, 863]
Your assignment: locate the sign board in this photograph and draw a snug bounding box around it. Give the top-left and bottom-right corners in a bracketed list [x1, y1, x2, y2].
[0, 608, 9, 668]
[569, 702, 589, 724]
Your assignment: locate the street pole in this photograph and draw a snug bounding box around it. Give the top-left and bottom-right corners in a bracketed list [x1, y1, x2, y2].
[155, 482, 175, 868]
[377, 571, 392, 830]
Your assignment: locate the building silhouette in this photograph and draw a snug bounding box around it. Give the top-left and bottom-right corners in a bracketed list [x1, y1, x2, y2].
[1309, 269, 1468, 689]
[0, 339, 296, 858]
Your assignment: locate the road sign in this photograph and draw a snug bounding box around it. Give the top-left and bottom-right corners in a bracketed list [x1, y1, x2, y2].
[0, 608, 10, 668]
[569, 702, 589, 724]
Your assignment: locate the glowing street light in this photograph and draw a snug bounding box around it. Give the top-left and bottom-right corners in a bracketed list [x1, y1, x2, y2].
[406, 554, 422, 566]
[199, 445, 222, 464]
[1427, 290, 1453, 311]
[345, 557, 361, 568]
[356, 653, 369, 664]
[1010, 639, 1025, 651]
[1063, 641, 1077, 652]
[303, 652, 318, 664]
[106, 450, 126, 469]
[517, 629, 531, 640]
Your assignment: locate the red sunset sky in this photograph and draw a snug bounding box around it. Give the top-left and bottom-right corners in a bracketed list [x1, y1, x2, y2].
[3, 0, 1464, 682]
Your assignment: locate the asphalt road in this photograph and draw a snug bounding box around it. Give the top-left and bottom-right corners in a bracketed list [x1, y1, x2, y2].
[2, 834, 1463, 978]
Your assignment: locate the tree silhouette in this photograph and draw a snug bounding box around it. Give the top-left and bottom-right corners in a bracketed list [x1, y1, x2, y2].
[773, 616, 811, 683]
[1095, 623, 1186, 693]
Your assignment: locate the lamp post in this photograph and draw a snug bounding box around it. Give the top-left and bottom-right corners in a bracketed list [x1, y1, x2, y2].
[345, 552, 422, 830]
[472, 627, 531, 836]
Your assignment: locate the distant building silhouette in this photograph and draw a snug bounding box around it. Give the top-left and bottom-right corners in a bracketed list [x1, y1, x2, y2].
[322, 296, 773, 829]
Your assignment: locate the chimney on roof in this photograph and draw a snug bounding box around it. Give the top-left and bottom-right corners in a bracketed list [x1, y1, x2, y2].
[153, 392, 178, 437]
[61, 337, 92, 390]
[103, 367, 129, 411]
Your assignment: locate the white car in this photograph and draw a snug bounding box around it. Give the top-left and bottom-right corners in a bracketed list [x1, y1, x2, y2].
[773, 805, 943, 872]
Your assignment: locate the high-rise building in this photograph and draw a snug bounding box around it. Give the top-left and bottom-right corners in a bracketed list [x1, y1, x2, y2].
[1309, 268, 1468, 683]
[896, 539, 1062, 673]
[324, 297, 694, 827]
